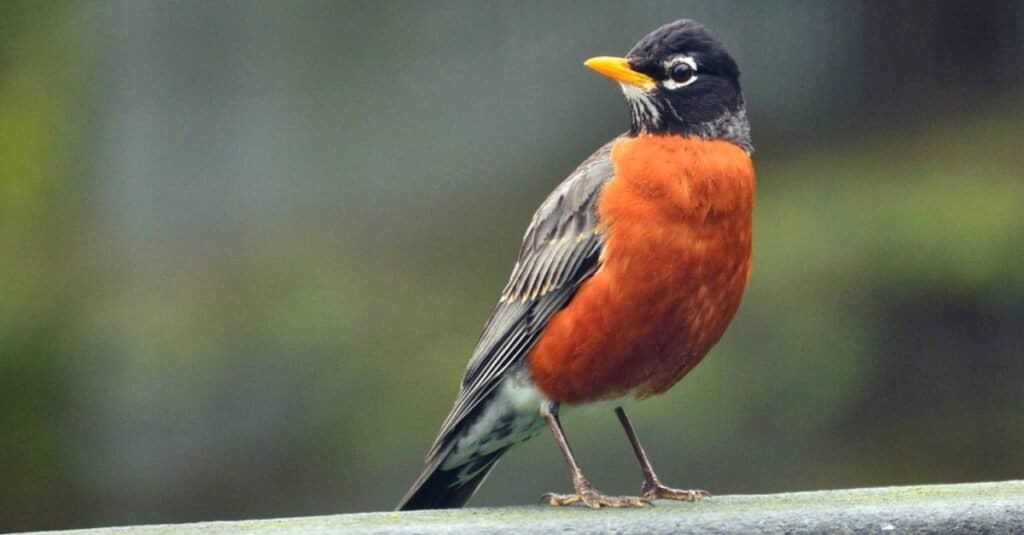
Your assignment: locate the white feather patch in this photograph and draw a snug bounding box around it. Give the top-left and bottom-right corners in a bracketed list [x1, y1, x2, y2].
[619, 83, 661, 130]
[440, 370, 549, 483]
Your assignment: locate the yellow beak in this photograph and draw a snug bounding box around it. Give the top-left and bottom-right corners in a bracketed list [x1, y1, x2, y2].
[583, 56, 656, 90]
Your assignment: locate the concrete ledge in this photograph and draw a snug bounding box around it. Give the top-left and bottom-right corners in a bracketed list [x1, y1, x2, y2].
[26, 480, 1024, 534]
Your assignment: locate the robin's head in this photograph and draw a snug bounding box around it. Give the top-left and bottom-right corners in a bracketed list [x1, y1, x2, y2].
[585, 19, 750, 151]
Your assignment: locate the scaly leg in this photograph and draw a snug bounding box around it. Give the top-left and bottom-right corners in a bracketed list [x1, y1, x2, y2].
[540, 403, 649, 508]
[615, 406, 710, 502]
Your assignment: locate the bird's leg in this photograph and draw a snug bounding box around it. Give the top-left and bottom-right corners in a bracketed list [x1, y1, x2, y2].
[540, 402, 649, 508]
[615, 406, 709, 502]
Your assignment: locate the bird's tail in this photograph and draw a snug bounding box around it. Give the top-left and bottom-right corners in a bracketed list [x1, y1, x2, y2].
[398, 386, 548, 511]
[396, 442, 508, 510]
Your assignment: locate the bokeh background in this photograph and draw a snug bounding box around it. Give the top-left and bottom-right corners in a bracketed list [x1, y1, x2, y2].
[2, 0, 1023, 531]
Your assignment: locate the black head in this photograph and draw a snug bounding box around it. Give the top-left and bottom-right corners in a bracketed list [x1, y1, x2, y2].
[585, 19, 750, 151]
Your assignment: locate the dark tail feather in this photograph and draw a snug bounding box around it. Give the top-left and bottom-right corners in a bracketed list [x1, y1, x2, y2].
[396, 447, 506, 511]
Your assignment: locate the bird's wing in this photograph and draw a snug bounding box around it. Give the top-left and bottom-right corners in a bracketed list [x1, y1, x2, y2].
[427, 138, 618, 459]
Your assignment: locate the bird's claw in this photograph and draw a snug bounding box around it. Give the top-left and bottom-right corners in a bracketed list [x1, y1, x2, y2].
[641, 482, 710, 502]
[542, 489, 651, 509]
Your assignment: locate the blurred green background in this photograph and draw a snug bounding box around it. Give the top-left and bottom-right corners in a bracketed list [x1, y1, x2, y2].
[2, 0, 1022, 531]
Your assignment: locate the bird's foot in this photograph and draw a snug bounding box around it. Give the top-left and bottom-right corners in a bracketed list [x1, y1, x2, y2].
[641, 480, 710, 502]
[542, 487, 650, 509]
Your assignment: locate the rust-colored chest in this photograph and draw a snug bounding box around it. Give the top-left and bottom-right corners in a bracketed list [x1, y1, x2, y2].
[528, 135, 755, 404]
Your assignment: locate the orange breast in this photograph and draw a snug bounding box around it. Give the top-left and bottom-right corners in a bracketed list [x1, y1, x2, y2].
[527, 134, 755, 404]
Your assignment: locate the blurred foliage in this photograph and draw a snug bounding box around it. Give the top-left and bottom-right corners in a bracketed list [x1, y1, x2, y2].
[0, 1, 1022, 532]
[0, 0, 91, 529]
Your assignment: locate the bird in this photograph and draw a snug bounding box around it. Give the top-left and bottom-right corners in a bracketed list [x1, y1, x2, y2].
[397, 19, 754, 510]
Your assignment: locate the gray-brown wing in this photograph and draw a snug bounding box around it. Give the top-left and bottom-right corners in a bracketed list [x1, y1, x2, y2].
[426, 139, 618, 459]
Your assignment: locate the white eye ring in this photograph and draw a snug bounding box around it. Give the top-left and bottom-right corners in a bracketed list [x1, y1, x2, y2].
[662, 56, 698, 90]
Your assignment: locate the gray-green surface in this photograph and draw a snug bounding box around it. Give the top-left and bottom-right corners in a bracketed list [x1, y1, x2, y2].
[25, 480, 1024, 534]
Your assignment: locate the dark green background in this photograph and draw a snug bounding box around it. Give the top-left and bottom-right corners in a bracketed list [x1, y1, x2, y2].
[2, 1, 1022, 531]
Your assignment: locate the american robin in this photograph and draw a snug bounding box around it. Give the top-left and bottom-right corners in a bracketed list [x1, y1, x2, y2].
[398, 19, 754, 510]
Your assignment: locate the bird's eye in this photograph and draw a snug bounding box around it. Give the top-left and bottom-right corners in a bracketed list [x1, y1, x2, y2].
[670, 62, 694, 83]
[663, 57, 698, 89]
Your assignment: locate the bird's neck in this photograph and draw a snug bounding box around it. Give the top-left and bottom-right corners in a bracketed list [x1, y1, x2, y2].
[629, 106, 752, 155]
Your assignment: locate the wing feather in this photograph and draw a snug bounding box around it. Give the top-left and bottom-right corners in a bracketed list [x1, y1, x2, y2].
[426, 138, 619, 459]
